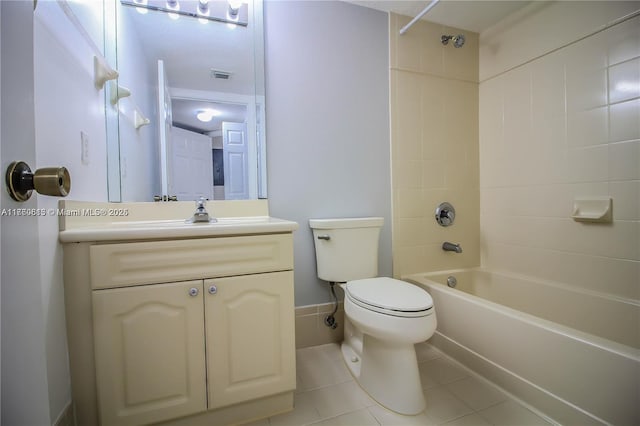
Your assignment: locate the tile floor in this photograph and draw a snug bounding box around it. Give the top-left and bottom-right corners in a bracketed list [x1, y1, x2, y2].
[244, 342, 552, 426]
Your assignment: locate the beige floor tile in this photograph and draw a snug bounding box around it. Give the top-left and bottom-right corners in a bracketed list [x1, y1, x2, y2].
[423, 387, 473, 424]
[445, 377, 507, 411]
[269, 392, 322, 426]
[419, 364, 441, 390]
[296, 373, 304, 394]
[292, 343, 552, 426]
[415, 342, 441, 363]
[419, 358, 469, 385]
[478, 400, 551, 426]
[442, 413, 492, 426]
[297, 346, 353, 391]
[239, 418, 270, 426]
[310, 408, 380, 426]
[368, 404, 436, 425]
[307, 381, 376, 419]
[313, 342, 344, 360]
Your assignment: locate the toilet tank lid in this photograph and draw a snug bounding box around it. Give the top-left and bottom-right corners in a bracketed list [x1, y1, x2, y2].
[309, 217, 383, 229]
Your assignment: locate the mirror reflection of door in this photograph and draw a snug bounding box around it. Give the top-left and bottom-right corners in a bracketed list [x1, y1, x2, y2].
[171, 127, 214, 201]
[222, 122, 249, 200]
[170, 97, 248, 200]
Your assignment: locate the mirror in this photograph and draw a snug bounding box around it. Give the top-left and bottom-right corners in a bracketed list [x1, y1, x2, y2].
[106, 0, 266, 202]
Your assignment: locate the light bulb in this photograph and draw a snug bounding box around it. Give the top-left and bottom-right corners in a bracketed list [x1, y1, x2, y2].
[133, 0, 148, 13]
[197, 0, 209, 23]
[196, 109, 221, 123]
[198, 0, 209, 14]
[228, 0, 242, 16]
[166, 0, 180, 20]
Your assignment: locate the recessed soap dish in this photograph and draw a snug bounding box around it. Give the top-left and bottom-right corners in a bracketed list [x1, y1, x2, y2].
[571, 197, 612, 223]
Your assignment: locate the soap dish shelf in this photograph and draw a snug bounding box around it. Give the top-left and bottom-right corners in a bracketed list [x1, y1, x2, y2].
[571, 197, 612, 223]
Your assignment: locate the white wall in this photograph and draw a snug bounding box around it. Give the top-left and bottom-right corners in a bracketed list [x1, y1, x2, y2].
[479, 3, 640, 303]
[31, 0, 119, 422]
[35, 2, 109, 202]
[265, 0, 392, 306]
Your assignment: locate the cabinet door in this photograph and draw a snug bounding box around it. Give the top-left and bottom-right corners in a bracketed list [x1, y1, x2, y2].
[205, 271, 295, 409]
[92, 281, 207, 426]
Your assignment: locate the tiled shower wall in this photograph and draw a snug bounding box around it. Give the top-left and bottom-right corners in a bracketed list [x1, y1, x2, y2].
[389, 13, 480, 278]
[479, 7, 640, 302]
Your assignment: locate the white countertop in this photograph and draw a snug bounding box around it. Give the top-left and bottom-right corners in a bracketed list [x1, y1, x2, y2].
[57, 200, 298, 243]
[59, 216, 298, 243]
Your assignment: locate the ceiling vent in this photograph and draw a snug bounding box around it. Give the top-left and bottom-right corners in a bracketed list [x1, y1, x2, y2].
[211, 70, 232, 80]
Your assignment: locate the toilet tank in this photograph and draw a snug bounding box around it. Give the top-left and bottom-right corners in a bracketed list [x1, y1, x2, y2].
[309, 217, 383, 282]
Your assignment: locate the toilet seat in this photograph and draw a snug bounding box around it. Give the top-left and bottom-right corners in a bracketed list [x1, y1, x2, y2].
[345, 277, 433, 318]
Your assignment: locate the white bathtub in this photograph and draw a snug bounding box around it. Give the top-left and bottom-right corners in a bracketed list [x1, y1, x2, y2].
[404, 268, 639, 426]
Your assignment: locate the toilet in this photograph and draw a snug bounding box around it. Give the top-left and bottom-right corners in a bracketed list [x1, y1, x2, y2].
[309, 217, 436, 415]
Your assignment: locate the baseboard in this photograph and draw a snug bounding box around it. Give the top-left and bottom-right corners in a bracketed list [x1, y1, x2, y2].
[295, 302, 344, 348]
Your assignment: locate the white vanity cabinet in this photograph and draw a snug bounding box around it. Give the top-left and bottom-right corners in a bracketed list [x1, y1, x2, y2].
[204, 272, 295, 409]
[92, 280, 208, 426]
[62, 226, 297, 426]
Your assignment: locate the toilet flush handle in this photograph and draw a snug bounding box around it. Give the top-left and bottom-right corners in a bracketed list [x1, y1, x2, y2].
[317, 235, 331, 241]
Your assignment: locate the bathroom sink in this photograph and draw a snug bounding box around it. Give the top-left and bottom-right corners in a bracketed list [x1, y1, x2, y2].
[59, 216, 298, 242]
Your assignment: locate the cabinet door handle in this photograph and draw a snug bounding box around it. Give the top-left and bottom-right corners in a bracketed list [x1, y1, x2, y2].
[208, 285, 217, 295]
[189, 287, 199, 297]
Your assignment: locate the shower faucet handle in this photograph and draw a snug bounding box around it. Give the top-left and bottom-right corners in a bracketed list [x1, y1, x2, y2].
[435, 202, 456, 227]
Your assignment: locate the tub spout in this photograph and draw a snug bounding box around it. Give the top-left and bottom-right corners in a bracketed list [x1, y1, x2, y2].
[442, 242, 462, 253]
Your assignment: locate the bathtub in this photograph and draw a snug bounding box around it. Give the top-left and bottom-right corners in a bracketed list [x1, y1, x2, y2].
[404, 268, 639, 426]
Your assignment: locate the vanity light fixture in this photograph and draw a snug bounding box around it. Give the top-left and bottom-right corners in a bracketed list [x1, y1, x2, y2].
[197, 0, 210, 23]
[196, 109, 221, 123]
[198, 0, 209, 13]
[133, 0, 148, 14]
[121, 0, 248, 26]
[228, 0, 242, 17]
[166, 0, 180, 20]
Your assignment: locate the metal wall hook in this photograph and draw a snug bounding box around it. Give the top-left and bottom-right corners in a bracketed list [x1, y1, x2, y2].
[5, 161, 71, 202]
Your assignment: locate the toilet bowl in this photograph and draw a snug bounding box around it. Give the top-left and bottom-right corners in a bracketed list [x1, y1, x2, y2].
[309, 217, 437, 415]
[341, 277, 436, 415]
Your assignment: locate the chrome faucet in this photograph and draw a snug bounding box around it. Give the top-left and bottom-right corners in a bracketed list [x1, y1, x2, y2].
[188, 197, 216, 223]
[442, 242, 462, 253]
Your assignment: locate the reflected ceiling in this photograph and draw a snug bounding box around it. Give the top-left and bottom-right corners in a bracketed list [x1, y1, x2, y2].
[346, 0, 532, 33]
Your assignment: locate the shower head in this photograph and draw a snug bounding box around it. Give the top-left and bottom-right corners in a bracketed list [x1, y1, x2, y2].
[441, 34, 465, 48]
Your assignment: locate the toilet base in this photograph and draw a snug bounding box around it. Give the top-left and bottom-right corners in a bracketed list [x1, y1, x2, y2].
[342, 331, 425, 415]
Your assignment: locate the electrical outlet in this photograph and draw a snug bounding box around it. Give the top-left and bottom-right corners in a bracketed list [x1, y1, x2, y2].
[80, 131, 89, 165]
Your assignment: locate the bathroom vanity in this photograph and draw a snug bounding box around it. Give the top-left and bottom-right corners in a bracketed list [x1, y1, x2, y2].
[59, 200, 298, 426]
